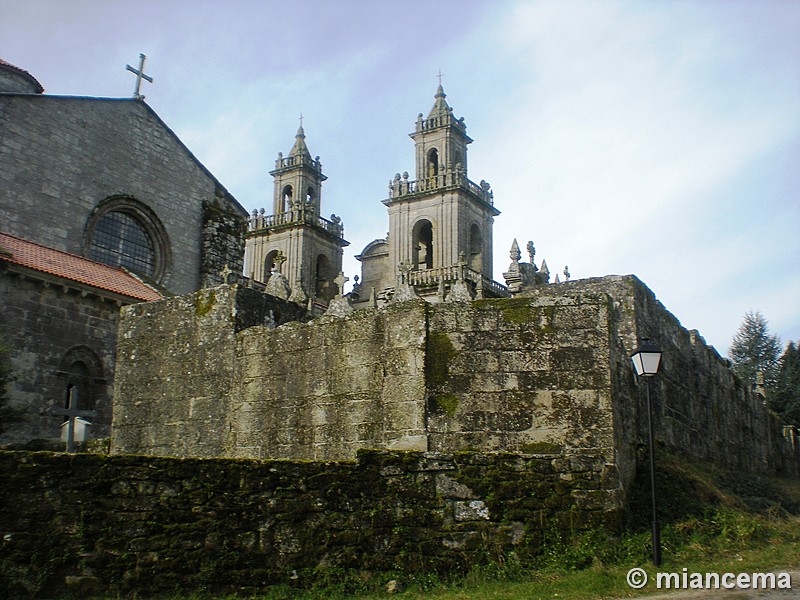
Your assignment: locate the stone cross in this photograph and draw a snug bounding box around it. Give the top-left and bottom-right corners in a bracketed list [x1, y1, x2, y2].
[273, 251, 287, 273]
[126, 53, 153, 100]
[299, 113, 304, 128]
[334, 271, 348, 297]
[50, 387, 97, 453]
[219, 264, 233, 284]
[437, 69, 444, 86]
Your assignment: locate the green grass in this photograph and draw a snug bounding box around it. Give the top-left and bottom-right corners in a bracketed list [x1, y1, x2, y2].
[115, 455, 800, 600]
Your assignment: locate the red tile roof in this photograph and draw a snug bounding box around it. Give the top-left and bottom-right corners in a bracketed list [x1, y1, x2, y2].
[0, 231, 163, 302]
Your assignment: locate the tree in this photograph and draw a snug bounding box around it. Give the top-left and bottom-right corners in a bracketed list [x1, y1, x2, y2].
[728, 310, 781, 390]
[768, 341, 800, 428]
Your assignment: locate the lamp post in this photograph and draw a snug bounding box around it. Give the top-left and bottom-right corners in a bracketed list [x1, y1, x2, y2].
[631, 339, 663, 566]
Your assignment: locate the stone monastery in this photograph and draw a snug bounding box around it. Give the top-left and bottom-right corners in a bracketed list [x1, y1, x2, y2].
[1, 57, 799, 598]
[1, 57, 797, 478]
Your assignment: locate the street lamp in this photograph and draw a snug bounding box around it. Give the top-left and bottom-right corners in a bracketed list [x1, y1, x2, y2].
[631, 339, 663, 566]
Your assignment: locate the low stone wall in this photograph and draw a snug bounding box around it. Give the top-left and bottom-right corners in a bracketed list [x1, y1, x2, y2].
[0, 449, 621, 599]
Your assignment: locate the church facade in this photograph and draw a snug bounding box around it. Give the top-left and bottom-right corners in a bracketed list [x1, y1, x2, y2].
[0, 58, 247, 444]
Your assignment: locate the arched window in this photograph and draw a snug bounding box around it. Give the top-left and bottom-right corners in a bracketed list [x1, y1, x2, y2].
[264, 250, 279, 279]
[315, 254, 332, 301]
[57, 346, 105, 414]
[84, 196, 169, 281]
[412, 220, 434, 270]
[469, 223, 483, 271]
[282, 185, 293, 211]
[306, 186, 315, 205]
[427, 148, 439, 178]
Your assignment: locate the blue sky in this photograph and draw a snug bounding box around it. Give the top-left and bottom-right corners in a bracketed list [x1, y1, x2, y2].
[2, 0, 798, 355]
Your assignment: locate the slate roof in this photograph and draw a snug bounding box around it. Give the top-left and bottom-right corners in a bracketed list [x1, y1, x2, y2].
[0, 231, 163, 302]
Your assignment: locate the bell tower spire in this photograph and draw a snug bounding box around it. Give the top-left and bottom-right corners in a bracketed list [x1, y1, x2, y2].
[411, 82, 473, 181]
[244, 122, 348, 306]
[361, 82, 501, 303]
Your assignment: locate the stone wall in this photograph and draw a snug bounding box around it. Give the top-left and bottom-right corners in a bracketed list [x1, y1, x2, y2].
[230, 300, 427, 459]
[426, 295, 621, 460]
[112, 287, 626, 466]
[112, 277, 797, 482]
[0, 275, 116, 443]
[530, 276, 795, 476]
[0, 449, 621, 599]
[112, 285, 307, 457]
[200, 197, 248, 288]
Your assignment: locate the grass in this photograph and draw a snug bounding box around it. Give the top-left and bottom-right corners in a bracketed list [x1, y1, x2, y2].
[117, 455, 800, 600]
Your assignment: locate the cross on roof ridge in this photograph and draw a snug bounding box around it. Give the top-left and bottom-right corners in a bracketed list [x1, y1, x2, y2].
[126, 53, 153, 101]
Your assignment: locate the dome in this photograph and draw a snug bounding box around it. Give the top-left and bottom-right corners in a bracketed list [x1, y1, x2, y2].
[0, 58, 44, 94]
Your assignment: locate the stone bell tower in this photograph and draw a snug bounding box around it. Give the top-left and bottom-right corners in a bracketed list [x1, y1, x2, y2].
[378, 84, 502, 299]
[244, 124, 348, 304]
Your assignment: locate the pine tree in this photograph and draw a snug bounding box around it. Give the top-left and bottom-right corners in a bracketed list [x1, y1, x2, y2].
[768, 341, 800, 428]
[728, 310, 781, 390]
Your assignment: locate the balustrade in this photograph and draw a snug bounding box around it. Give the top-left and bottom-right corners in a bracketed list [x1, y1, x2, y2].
[247, 208, 344, 238]
[402, 265, 509, 298]
[388, 169, 494, 206]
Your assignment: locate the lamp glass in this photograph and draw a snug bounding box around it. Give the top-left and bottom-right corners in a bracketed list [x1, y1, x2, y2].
[631, 343, 662, 376]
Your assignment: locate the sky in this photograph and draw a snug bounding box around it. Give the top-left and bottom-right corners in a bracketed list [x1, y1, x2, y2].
[2, 0, 798, 356]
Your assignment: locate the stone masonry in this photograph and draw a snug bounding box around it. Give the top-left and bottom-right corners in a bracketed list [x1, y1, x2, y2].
[0, 449, 619, 598]
[112, 275, 798, 500]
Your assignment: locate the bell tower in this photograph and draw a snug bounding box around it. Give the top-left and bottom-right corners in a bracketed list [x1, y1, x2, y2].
[244, 124, 348, 305]
[378, 84, 501, 299]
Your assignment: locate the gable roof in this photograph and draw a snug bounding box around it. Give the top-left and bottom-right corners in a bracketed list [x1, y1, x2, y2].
[0, 231, 163, 302]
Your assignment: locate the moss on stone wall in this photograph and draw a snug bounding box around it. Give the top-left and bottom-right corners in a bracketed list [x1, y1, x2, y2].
[426, 332, 457, 389]
[522, 441, 564, 454]
[194, 288, 216, 317]
[434, 393, 460, 417]
[0, 449, 620, 598]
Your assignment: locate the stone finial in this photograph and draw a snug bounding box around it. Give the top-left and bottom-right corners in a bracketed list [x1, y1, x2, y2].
[533, 259, 550, 285]
[458, 250, 467, 267]
[509, 239, 521, 263]
[349, 274, 362, 302]
[554, 273, 561, 284]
